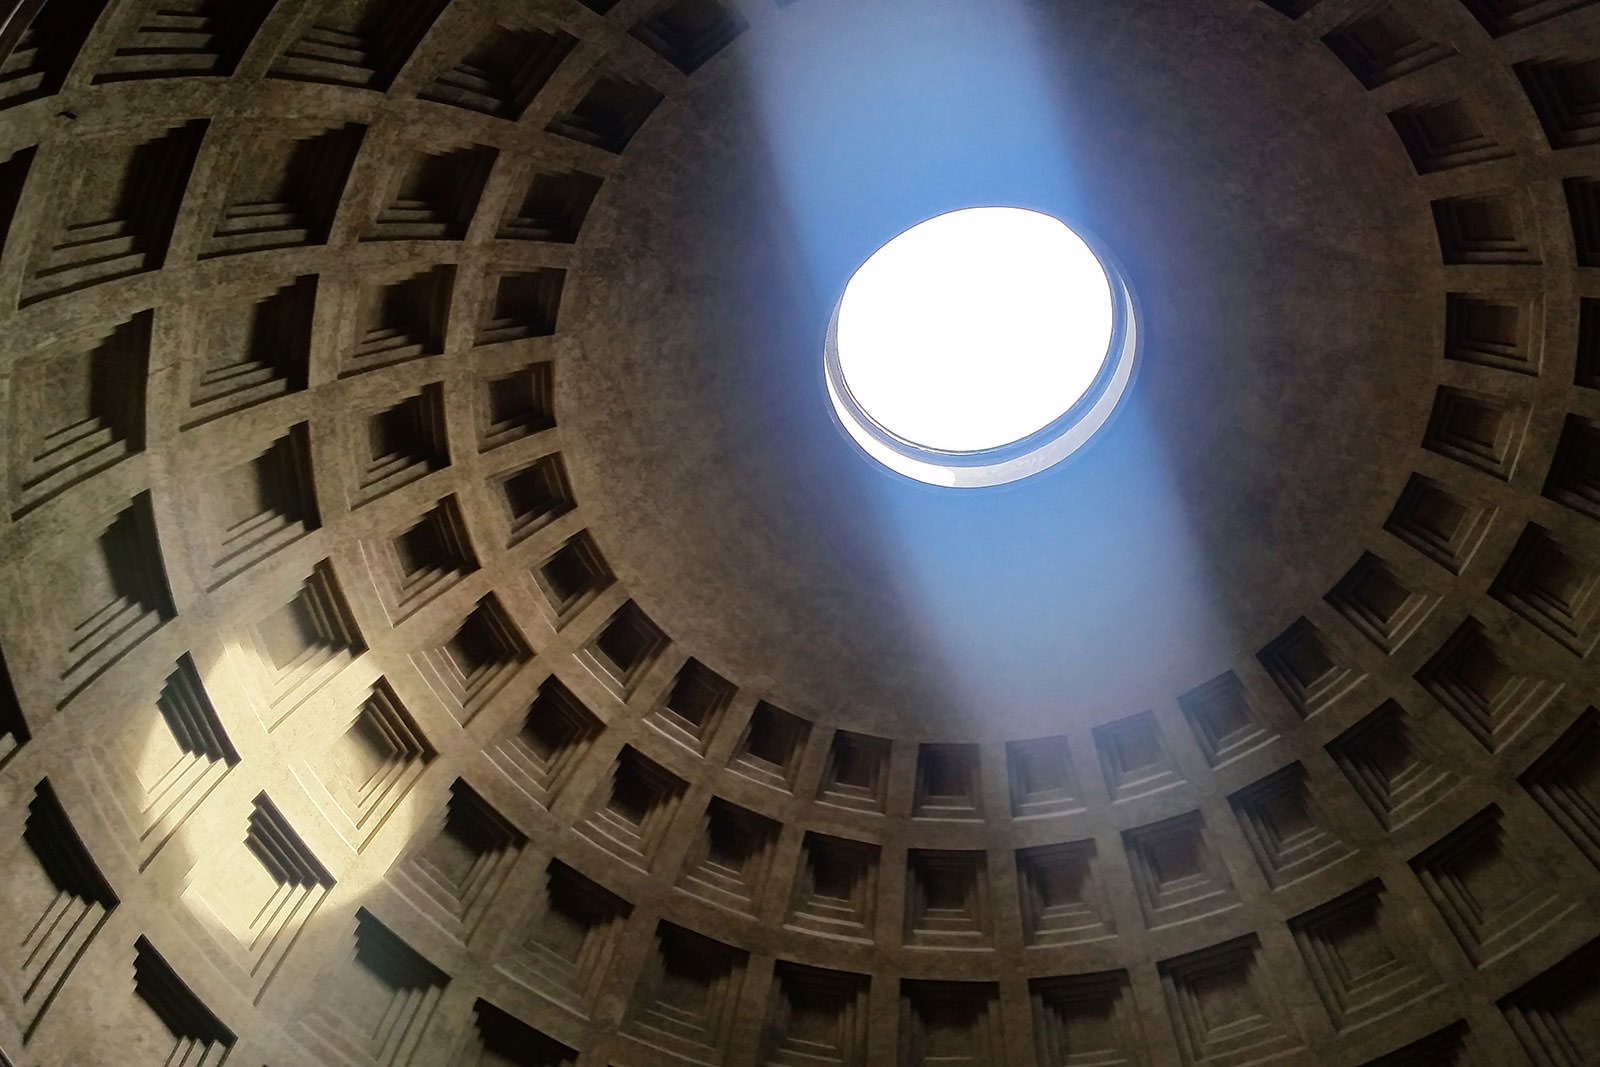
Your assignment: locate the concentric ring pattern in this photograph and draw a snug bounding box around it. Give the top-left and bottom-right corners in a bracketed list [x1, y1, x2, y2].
[0, 0, 1598, 1066]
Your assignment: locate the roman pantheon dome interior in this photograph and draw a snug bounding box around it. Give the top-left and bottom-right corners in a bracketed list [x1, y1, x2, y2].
[3, 0, 1600, 1063]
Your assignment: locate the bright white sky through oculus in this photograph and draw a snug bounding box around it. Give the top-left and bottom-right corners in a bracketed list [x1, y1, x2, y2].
[836, 207, 1115, 453]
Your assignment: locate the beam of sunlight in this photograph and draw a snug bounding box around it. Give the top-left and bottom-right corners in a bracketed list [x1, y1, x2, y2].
[864, 399, 1234, 731]
[741, 0, 1229, 732]
[747, 0, 1084, 303]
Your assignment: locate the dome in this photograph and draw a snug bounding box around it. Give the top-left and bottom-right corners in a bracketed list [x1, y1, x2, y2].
[0, 0, 1597, 1064]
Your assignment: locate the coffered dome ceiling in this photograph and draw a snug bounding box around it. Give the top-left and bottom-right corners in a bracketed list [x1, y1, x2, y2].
[0, 0, 1597, 1065]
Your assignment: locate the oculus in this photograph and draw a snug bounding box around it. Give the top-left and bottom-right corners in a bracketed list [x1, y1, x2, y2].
[825, 206, 1139, 487]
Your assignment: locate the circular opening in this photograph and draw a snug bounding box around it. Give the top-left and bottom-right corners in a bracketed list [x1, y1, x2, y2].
[825, 207, 1140, 487]
[838, 207, 1113, 452]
